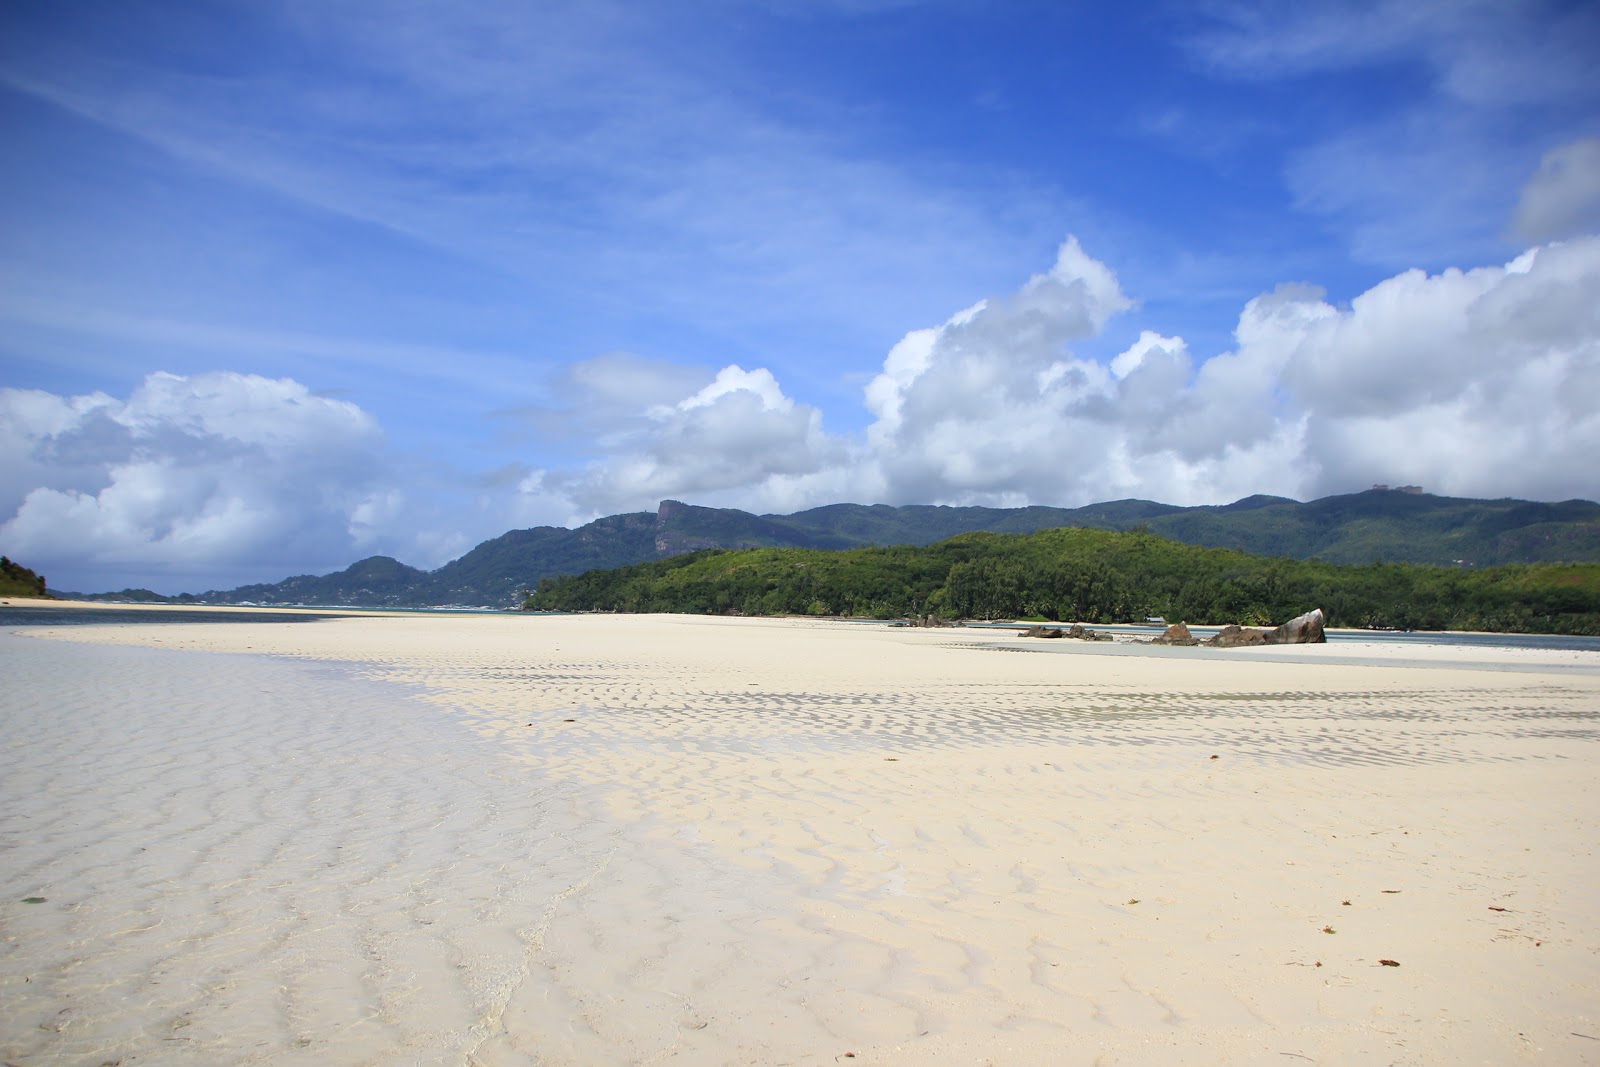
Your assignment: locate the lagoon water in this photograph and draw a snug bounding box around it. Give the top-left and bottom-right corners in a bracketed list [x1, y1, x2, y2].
[0, 632, 621, 1065]
[0, 604, 351, 628]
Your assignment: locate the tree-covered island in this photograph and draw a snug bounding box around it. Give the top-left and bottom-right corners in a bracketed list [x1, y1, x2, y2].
[523, 527, 1600, 635]
[0, 556, 51, 599]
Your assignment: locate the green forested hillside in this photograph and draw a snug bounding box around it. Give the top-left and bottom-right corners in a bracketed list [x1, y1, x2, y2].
[1150, 493, 1600, 564]
[0, 556, 50, 598]
[657, 490, 1600, 567]
[524, 527, 1600, 635]
[416, 511, 658, 604]
[173, 555, 430, 607]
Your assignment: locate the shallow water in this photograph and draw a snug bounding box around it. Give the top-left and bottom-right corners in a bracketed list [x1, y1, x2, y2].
[0, 634, 621, 1066]
[0, 605, 351, 627]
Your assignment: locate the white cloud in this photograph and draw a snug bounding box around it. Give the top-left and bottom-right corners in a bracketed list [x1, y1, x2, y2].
[1280, 237, 1600, 499]
[0, 372, 405, 589]
[515, 233, 1600, 525]
[536, 362, 845, 518]
[856, 239, 1309, 508]
[851, 234, 1600, 508]
[1512, 138, 1600, 244]
[565, 353, 710, 413]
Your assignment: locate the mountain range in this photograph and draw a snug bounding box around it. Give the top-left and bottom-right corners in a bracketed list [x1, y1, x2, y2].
[69, 488, 1600, 608]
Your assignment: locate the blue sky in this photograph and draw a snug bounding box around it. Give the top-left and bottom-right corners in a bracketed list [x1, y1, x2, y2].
[3, 0, 1599, 594]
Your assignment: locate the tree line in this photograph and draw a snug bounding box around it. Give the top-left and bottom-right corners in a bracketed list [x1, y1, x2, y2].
[522, 527, 1600, 635]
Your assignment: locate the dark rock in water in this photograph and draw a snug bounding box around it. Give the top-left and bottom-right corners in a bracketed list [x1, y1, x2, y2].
[1023, 625, 1066, 638]
[903, 614, 959, 628]
[1207, 624, 1268, 648]
[1264, 607, 1326, 644]
[1153, 622, 1200, 646]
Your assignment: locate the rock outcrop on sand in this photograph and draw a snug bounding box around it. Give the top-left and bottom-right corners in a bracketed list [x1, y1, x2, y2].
[1153, 622, 1201, 646]
[1265, 607, 1326, 644]
[1202, 608, 1327, 646]
[1023, 624, 1113, 642]
[1147, 608, 1328, 648]
[1020, 609, 1327, 647]
[1207, 624, 1268, 648]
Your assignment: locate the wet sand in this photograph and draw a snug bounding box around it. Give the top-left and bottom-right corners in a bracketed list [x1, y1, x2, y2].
[3, 608, 1598, 1065]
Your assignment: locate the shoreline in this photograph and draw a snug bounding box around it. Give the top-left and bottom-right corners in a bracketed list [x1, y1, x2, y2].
[17, 599, 1596, 678]
[3, 611, 1597, 1063]
[9, 596, 1600, 641]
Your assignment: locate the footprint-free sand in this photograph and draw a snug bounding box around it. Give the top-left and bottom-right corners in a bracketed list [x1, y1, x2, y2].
[2, 606, 1597, 1065]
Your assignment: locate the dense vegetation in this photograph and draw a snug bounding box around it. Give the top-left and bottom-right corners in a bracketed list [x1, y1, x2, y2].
[415, 512, 658, 605]
[0, 556, 51, 598]
[665, 490, 1600, 568]
[523, 527, 1600, 635]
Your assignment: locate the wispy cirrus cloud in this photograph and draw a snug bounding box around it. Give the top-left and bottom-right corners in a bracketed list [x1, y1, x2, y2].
[0, 0, 1046, 370]
[1182, 0, 1600, 269]
[1511, 137, 1600, 244]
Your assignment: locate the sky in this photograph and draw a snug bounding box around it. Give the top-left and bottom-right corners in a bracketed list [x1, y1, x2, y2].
[2, 0, 1599, 594]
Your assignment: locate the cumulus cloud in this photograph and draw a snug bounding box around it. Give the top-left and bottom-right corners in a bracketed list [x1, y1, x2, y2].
[1278, 238, 1600, 499]
[850, 234, 1600, 508]
[0, 371, 403, 589]
[510, 233, 1600, 527]
[1512, 138, 1600, 244]
[854, 239, 1322, 508]
[529, 362, 846, 517]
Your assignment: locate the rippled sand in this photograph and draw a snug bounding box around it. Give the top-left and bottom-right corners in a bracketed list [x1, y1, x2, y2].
[3, 609, 1598, 1065]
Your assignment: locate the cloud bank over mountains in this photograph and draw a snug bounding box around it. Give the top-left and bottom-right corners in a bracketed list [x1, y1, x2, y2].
[7, 229, 1599, 591]
[545, 230, 1600, 518]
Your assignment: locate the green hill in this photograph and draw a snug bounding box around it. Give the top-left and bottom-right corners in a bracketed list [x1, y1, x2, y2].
[524, 527, 1600, 635]
[167, 555, 431, 607]
[416, 512, 658, 605]
[0, 556, 51, 598]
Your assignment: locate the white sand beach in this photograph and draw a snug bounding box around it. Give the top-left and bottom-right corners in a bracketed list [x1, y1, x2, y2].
[3, 607, 1598, 1065]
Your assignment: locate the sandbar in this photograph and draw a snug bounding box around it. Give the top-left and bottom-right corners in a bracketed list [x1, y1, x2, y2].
[3, 607, 1597, 1064]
